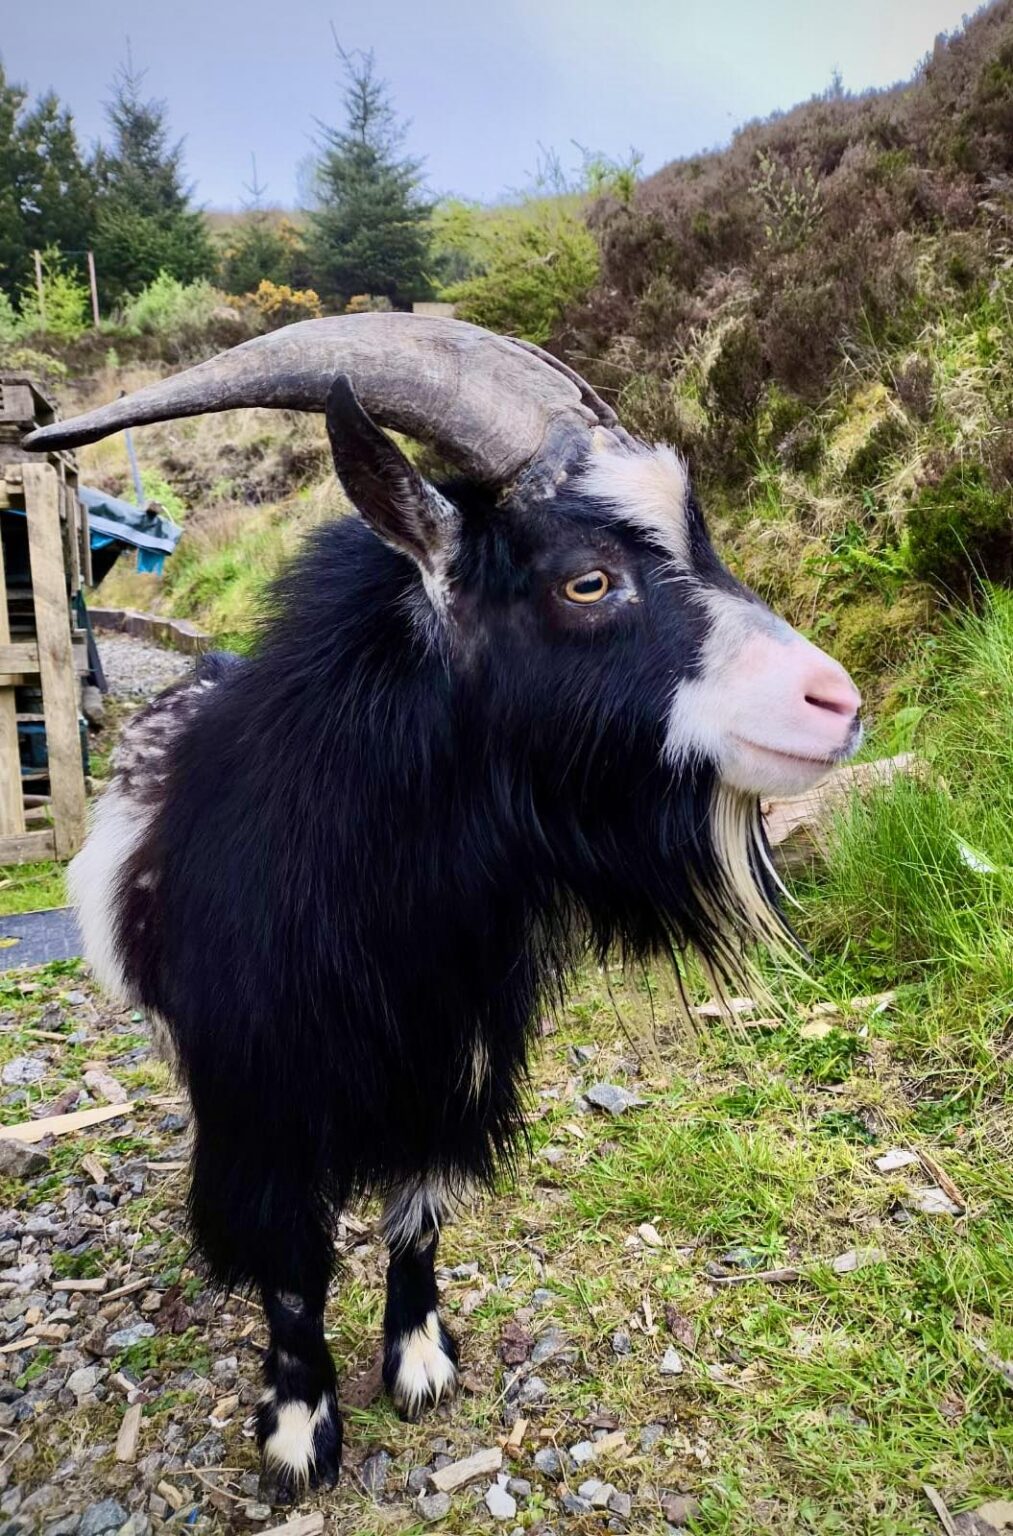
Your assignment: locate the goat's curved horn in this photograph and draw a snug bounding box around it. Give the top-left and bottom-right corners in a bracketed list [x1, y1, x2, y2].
[23, 314, 632, 496]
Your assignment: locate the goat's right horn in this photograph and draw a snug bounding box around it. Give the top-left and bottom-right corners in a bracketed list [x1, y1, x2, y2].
[23, 314, 633, 498]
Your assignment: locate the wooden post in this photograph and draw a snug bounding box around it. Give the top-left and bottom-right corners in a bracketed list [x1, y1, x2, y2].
[33, 251, 46, 326]
[86, 251, 100, 327]
[22, 464, 86, 859]
[0, 525, 26, 839]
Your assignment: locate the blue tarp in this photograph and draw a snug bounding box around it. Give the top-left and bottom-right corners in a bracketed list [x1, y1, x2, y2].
[6, 487, 183, 576]
[78, 486, 183, 576]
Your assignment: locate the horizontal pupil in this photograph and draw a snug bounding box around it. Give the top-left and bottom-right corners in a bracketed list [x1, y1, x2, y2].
[574, 577, 602, 592]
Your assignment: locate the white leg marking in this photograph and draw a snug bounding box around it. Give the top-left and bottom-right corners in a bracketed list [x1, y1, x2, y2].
[392, 1310, 458, 1416]
[261, 1389, 333, 1483]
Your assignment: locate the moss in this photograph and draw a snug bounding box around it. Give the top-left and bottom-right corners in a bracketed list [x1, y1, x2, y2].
[906, 462, 1013, 590]
[831, 592, 934, 694]
[827, 383, 909, 488]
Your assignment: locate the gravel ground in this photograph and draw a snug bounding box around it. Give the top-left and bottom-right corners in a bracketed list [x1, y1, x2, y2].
[95, 636, 191, 702]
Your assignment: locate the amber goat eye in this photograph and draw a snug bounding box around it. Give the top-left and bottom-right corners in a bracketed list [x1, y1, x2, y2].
[563, 570, 610, 604]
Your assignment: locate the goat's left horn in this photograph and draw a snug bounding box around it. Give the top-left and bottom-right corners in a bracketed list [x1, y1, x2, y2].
[23, 314, 632, 497]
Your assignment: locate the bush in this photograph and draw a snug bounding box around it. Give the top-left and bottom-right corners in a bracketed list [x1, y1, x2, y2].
[906, 462, 1013, 590]
[17, 248, 90, 339]
[121, 271, 223, 336]
[246, 280, 322, 327]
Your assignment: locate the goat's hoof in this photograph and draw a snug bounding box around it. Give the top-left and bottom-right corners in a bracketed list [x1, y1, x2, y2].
[384, 1311, 459, 1420]
[257, 1388, 343, 1502]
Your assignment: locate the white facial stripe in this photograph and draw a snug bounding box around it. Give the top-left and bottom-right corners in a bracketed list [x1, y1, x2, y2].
[579, 443, 691, 564]
[391, 1311, 459, 1416]
[664, 586, 787, 770]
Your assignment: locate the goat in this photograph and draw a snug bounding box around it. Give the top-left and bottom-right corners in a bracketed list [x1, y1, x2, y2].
[27, 316, 862, 1498]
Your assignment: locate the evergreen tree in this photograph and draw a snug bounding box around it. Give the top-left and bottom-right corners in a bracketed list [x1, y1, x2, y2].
[0, 61, 96, 304]
[307, 45, 432, 309]
[218, 157, 306, 294]
[93, 58, 214, 303]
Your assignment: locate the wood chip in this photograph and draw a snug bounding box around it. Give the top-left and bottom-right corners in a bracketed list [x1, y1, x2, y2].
[800, 1020, 835, 1039]
[917, 1151, 966, 1215]
[592, 1430, 629, 1458]
[0, 1102, 131, 1144]
[157, 1482, 184, 1512]
[0, 1336, 39, 1354]
[258, 1516, 325, 1536]
[145, 1161, 187, 1173]
[51, 1276, 107, 1293]
[506, 1417, 528, 1451]
[428, 1446, 503, 1493]
[81, 1152, 106, 1184]
[874, 1148, 919, 1173]
[851, 990, 897, 1013]
[693, 997, 755, 1018]
[923, 1483, 959, 1536]
[709, 1266, 802, 1287]
[103, 1277, 150, 1302]
[115, 1402, 142, 1463]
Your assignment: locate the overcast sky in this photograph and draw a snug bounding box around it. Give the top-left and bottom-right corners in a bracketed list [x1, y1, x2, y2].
[4, 0, 979, 209]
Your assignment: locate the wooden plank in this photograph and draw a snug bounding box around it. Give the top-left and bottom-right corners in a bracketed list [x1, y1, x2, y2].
[22, 464, 86, 859]
[0, 384, 35, 426]
[62, 480, 81, 596]
[0, 827, 56, 863]
[0, 643, 39, 673]
[0, 528, 24, 839]
[0, 1100, 132, 1144]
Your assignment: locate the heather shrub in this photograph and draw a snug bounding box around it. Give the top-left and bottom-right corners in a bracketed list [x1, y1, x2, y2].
[905, 462, 1013, 589]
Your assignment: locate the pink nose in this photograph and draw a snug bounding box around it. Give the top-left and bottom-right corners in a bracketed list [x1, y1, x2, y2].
[802, 661, 862, 722]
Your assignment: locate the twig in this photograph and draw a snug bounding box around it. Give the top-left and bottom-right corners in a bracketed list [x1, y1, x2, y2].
[923, 1484, 958, 1536]
[708, 1267, 802, 1287]
[968, 1334, 1013, 1388]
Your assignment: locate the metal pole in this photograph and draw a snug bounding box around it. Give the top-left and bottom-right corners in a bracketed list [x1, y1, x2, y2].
[33, 250, 46, 325]
[86, 251, 100, 326]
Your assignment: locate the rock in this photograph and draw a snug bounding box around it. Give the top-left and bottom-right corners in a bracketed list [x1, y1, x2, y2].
[531, 1328, 570, 1365]
[158, 1114, 188, 1134]
[579, 1480, 617, 1507]
[638, 1222, 664, 1248]
[976, 1502, 1013, 1530]
[416, 1492, 452, 1522]
[360, 1450, 392, 1494]
[485, 1484, 517, 1520]
[514, 1375, 548, 1406]
[569, 1440, 596, 1465]
[66, 1367, 103, 1399]
[499, 1321, 534, 1365]
[609, 1491, 632, 1517]
[407, 1467, 431, 1493]
[43, 1518, 81, 1536]
[562, 1493, 592, 1515]
[612, 1331, 632, 1356]
[78, 1502, 129, 1536]
[534, 1447, 562, 1475]
[243, 1504, 271, 1523]
[0, 1141, 49, 1179]
[104, 1324, 155, 1354]
[2, 1057, 46, 1087]
[531, 1288, 556, 1309]
[659, 1348, 685, 1376]
[661, 1493, 701, 1526]
[185, 1430, 225, 1468]
[641, 1422, 665, 1451]
[908, 1185, 963, 1217]
[507, 1478, 531, 1498]
[584, 1083, 645, 1116]
[873, 1148, 918, 1173]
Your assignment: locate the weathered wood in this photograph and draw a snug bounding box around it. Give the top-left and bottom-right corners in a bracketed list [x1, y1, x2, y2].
[62, 478, 81, 595]
[0, 383, 35, 426]
[0, 529, 24, 840]
[0, 643, 40, 674]
[0, 1100, 132, 1144]
[23, 463, 86, 858]
[0, 828, 56, 863]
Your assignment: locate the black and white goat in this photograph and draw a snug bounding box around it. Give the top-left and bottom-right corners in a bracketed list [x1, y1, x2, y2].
[27, 316, 861, 1496]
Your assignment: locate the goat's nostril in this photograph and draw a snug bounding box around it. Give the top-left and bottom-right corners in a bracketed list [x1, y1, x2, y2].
[804, 691, 857, 718]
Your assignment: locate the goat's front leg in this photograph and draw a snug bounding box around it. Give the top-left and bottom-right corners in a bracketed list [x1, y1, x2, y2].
[381, 1179, 460, 1418]
[257, 1287, 342, 1500]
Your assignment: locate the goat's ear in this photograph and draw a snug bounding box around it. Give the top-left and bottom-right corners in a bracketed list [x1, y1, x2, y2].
[325, 375, 460, 582]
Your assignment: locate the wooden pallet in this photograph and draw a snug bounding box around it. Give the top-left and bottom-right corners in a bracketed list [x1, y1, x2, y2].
[0, 377, 88, 864]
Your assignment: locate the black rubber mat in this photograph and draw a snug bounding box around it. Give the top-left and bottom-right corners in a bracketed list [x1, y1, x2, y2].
[0, 907, 83, 971]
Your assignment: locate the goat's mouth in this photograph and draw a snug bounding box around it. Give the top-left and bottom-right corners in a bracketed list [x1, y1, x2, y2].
[731, 737, 842, 772]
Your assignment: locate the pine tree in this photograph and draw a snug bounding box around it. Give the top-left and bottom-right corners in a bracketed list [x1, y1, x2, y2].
[218, 157, 306, 295]
[92, 58, 214, 303]
[307, 45, 432, 309]
[0, 62, 96, 304]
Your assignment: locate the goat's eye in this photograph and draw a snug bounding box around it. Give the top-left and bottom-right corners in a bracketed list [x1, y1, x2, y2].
[563, 570, 610, 604]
